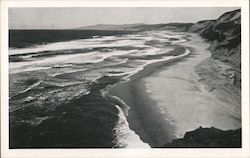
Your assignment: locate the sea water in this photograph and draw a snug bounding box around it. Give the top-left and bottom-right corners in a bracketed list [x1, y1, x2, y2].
[9, 30, 189, 148]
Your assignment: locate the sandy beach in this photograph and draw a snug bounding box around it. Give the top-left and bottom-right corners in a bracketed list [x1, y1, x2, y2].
[109, 33, 241, 147]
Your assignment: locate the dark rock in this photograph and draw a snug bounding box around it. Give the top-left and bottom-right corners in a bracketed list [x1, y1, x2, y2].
[162, 127, 241, 148]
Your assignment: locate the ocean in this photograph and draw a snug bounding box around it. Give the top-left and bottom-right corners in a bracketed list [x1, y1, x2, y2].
[9, 30, 189, 148]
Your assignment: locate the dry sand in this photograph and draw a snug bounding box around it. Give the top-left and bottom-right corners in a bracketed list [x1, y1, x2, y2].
[109, 33, 241, 147]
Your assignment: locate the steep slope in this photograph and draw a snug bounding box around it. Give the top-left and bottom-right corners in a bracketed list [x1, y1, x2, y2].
[189, 9, 241, 88]
[188, 20, 215, 33]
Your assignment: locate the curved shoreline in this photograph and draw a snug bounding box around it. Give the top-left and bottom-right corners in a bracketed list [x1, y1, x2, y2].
[108, 41, 191, 147]
[108, 32, 241, 147]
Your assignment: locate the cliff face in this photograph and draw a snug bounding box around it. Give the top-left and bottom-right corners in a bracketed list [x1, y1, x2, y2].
[189, 9, 241, 88]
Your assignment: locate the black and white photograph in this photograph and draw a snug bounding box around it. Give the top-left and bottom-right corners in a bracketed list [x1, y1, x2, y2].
[1, 0, 250, 157]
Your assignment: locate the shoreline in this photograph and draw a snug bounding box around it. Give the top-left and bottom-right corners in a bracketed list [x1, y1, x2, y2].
[108, 32, 241, 147]
[108, 36, 192, 147]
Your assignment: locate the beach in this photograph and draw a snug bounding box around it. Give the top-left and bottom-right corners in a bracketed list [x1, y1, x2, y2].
[109, 33, 241, 147]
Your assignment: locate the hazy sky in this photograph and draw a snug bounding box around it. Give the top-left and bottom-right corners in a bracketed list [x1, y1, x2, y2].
[9, 7, 239, 29]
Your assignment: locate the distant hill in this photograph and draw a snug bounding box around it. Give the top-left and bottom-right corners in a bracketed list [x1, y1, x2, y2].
[188, 20, 216, 33]
[75, 23, 194, 31]
[76, 23, 145, 30]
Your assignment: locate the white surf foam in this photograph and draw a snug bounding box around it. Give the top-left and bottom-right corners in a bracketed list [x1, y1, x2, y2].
[113, 104, 151, 148]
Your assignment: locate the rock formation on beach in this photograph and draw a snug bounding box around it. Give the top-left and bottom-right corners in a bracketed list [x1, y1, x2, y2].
[162, 127, 241, 148]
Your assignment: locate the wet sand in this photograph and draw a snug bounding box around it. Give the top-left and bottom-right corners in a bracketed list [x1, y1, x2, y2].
[109, 33, 241, 147]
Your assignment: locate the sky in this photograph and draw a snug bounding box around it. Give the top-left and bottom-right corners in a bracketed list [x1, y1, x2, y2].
[9, 7, 239, 29]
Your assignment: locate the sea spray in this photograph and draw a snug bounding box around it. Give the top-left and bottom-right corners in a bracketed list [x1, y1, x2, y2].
[100, 87, 150, 148]
[113, 104, 150, 148]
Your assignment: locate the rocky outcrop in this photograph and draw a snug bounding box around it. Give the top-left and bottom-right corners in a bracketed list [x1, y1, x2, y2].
[162, 127, 241, 148]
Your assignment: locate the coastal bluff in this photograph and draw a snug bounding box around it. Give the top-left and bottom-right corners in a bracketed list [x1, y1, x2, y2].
[190, 9, 241, 88]
[162, 9, 241, 148]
